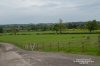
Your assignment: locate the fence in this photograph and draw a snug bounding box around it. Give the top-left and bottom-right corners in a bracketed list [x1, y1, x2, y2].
[17, 36, 99, 55]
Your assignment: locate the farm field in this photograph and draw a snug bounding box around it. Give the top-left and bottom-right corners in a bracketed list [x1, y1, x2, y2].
[0, 31, 99, 56]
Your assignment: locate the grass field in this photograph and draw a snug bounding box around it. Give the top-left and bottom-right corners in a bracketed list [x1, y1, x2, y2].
[0, 31, 99, 56]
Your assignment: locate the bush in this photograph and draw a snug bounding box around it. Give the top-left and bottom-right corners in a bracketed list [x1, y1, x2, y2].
[0, 27, 3, 33]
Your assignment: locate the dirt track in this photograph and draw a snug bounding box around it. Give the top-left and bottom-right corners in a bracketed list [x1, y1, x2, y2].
[0, 42, 100, 66]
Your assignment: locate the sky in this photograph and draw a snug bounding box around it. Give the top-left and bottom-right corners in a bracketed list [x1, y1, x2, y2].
[0, 0, 100, 24]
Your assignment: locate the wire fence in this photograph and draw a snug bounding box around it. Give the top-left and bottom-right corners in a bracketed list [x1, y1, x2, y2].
[17, 36, 99, 55]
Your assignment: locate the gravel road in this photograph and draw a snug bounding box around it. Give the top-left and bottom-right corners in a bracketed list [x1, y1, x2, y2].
[0, 42, 100, 66]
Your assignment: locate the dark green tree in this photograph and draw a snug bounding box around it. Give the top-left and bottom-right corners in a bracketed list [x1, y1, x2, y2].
[59, 19, 66, 34]
[0, 27, 3, 33]
[27, 24, 36, 31]
[11, 25, 19, 35]
[53, 24, 59, 34]
[86, 20, 98, 32]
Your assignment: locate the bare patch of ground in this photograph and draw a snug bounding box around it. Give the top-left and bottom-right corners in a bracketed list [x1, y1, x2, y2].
[0, 42, 100, 66]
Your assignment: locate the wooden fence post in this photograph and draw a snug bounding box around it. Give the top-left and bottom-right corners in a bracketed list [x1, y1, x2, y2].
[29, 43, 31, 50]
[31, 43, 34, 51]
[36, 43, 38, 51]
[98, 34, 100, 55]
[25, 44, 28, 50]
[68, 42, 71, 52]
[42, 43, 44, 51]
[81, 41, 85, 52]
[58, 42, 60, 52]
[49, 42, 52, 51]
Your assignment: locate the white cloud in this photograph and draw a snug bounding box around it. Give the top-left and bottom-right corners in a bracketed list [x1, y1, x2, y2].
[0, 0, 100, 24]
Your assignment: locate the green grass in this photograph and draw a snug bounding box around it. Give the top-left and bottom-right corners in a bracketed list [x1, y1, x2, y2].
[0, 32, 99, 56]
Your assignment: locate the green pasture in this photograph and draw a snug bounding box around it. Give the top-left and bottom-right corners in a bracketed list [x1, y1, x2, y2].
[0, 31, 99, 56]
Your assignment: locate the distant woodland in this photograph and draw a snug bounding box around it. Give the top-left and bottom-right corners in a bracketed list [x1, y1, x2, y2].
[0, 20, 100, 34]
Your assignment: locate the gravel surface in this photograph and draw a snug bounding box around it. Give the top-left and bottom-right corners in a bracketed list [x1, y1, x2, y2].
[0, 42, 100, 66]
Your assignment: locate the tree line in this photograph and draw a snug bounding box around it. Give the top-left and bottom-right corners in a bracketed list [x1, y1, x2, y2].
[0, 19, 100, 34]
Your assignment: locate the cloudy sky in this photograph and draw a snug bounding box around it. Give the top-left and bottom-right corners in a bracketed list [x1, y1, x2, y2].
[0, 0, 100, 24]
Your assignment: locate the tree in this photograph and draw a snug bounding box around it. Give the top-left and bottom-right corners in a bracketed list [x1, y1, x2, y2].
[11, 25, 19, 35]
[59, 19, 66, 34]
[53, 24, 59, 34]
[27, 24, 36, 31]
[0, 27, 3, 33]
[53, 19, 66, 34]
[86, 20, 98, 32]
